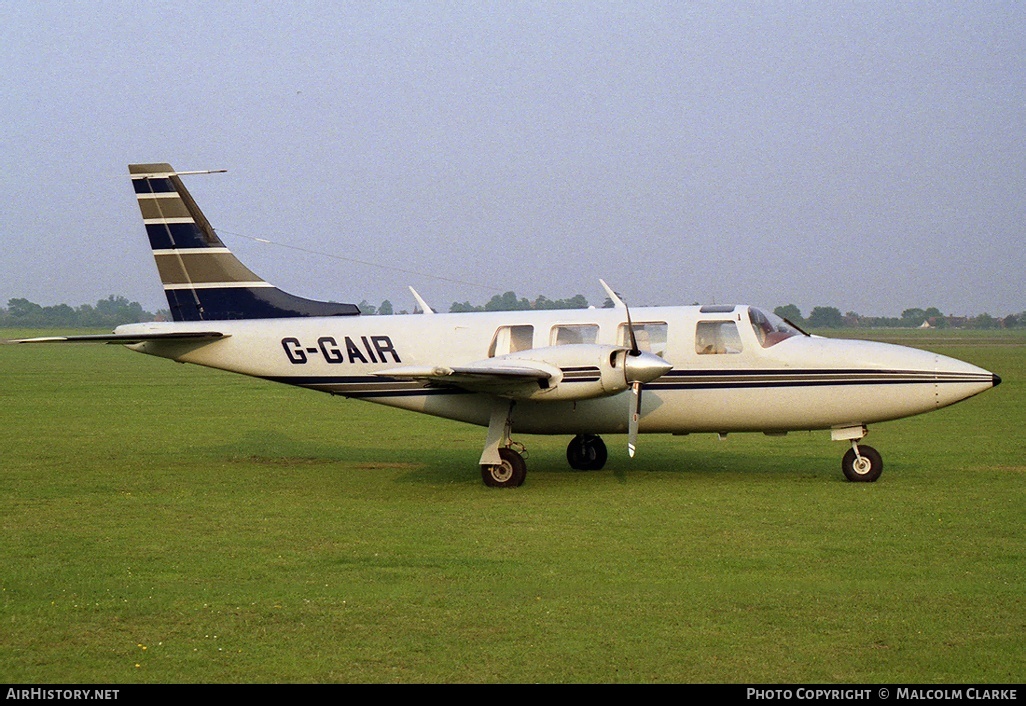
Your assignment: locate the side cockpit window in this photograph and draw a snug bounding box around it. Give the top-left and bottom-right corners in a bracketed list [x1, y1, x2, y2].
[696, 321, 743, 354]
[617, 322, 668, 357]
[550, 324, 599, 346]
[748, 307, 803, 348]
[488, 325, 534, 357]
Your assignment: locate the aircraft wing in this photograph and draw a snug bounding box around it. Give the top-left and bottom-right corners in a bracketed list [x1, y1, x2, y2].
[5, 332, 227, 345]
[373, 361, 556, 395]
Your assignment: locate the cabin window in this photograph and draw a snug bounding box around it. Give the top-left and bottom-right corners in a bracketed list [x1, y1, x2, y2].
[550, 324, 599, 346]
[617, 322, 668, 357]
[696, 321, 743, 354]
[488, 325, 534, 357]
[748, 307, 803, 348]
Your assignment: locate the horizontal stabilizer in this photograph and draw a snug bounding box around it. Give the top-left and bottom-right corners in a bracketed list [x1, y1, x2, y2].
[6, 332, 226, 345]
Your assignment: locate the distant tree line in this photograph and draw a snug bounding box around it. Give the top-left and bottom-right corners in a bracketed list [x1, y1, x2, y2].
[774, 304, 1026, 330]
[450, 291, 592, 313]
[357, 292, 600, 314]
[0, 296, 162, 328]
[4, 295, 1023, 329]
[357, 300, 398, 316]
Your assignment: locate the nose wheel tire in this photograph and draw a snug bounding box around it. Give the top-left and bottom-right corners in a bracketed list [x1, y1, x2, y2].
[481, 447, 527, 488]
[567, 434, 608, 471]
[842, 445, 883, 482]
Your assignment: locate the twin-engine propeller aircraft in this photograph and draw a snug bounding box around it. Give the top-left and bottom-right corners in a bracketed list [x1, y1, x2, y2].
[9, 164, 1001, 487]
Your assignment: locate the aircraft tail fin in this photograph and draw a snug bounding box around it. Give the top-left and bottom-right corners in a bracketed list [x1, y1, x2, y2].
[129, 163, 360, 321]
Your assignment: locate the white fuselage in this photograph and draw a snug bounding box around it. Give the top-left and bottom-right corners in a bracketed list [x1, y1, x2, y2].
[117, 305, 995, 437]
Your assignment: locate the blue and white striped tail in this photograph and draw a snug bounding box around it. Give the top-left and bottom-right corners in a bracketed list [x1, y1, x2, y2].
[129, 163, 360, 322]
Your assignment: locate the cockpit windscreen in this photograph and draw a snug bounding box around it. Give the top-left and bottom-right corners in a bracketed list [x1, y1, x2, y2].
[748, 307, 805, 348]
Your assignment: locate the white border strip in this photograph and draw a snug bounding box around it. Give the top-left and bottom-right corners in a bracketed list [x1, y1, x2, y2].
[163, 282, 274, 290]
[143, 217, 195, 225]
[153, 248, 233, 256]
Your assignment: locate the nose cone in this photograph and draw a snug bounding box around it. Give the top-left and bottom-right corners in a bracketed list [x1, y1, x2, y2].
[625, 351, 673, 384]
[931, 350, 999, 406]
[783, 337, 999, 422]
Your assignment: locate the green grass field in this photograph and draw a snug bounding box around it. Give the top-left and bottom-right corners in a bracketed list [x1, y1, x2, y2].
[1, 329, 1023, 683]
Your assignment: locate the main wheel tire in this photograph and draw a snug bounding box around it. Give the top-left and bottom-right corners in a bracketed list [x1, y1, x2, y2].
[841, 445, 883, 482]
[566, 434, 608, 471]
[481, 447, 527, 488]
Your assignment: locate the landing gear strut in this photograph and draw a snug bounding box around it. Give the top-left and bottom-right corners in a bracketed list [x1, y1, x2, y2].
[479, 400, 527, 488]
[841, 441, 883, 482]
[566, 434, 607, 471]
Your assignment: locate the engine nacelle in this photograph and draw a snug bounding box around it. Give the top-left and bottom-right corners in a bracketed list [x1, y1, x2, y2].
[497, 344, 671, 401]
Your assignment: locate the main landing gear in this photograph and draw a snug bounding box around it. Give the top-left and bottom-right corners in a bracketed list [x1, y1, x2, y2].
[481, 447, 527, 488]
[479, 401, 528, 488]
[479, 434, 609, 487]
[566, 434, 608, 471]
[477, 400, 611, 487]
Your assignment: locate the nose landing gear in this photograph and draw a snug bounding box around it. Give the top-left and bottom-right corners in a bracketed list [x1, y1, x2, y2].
[842, 440, 883, 482]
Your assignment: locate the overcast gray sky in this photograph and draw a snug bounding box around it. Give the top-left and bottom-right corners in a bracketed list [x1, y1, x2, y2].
[2, 1, 1023, 317]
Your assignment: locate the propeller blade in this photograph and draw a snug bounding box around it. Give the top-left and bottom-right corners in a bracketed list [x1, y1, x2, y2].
[607, 283, 672, 458]
[624, 299, 640, 356]
[628, 381, 641, 457]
